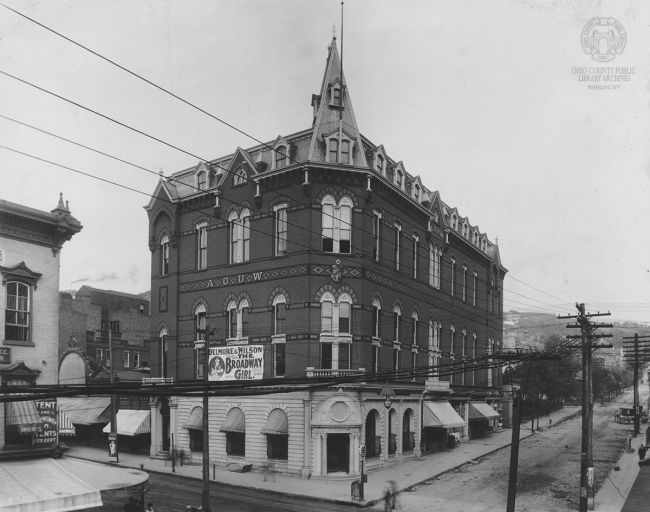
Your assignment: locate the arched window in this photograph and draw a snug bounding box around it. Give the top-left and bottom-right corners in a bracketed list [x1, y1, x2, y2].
[5, 281, 30, 342]
[227, 298, 249, 341]
[473, 271, 478, 307]
[233, 166, 247, 186]
[263, 409, 288, 460]
[371, 298, 381, 339]
[450, 324, 456, 355]
[160, 233, 170, 276]
[273, 203, 288, 256]
[412, 234, 419, 279]
[194, 303, 207, 379]
[411, 311, 419, 346]
[429, 245, 441, 289]
[273, 294, 286, 335]
[321, 195, 352, 254]
[462, 264, 468, 302]
[222, 408, 245, 456]
[395, 169, 404, 189]
[392, 304, 402, 342]
[229, 209, 251, 264]
[365, 410, 380, 458]
[402, 409, 414, 452]
[158, 326, 169, 378]
[450, 257, 456, 296]
[461, 328, 467, 357]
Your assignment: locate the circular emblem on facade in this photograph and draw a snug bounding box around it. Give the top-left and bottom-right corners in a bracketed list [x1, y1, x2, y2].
[330, 401, 350, 422]
[581, 17, 626, 62]
[329, 259, 342, 283]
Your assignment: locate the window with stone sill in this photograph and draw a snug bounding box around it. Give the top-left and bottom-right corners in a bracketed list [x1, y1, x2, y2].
[5, 281, 30, 343]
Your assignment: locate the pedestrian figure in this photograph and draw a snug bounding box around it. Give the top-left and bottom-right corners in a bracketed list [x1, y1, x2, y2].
[548, 418, 553, 428]
[145, 503, 154, 512]
[639, 444, 647, 460]
[383, 486, 393, 512]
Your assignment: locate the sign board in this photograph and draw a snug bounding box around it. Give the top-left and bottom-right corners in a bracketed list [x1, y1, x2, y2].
[33, 399, 57, 445]
[0, 347, 10, 364]
[208, 345, 264, 381]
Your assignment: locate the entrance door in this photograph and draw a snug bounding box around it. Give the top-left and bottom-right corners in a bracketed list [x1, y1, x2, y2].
[160, 398, 170, 452]
[327, 433, 350, 473]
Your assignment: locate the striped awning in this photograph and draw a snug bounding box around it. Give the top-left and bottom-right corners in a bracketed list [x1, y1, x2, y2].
[103, 410, 150, 436]
[220, 408, 245, 433]
[5, 400, 41, 433]
[58, 407, 76, 437]
[58, 397, 111, 425]
[469, 402, 500, 420]
[422, 401, 465, 429]
[182, 407, 204, 431]
[261, 409, 288, 435]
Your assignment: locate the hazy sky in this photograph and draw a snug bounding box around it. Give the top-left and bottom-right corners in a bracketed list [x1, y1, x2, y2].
[1, 0, 648, 322]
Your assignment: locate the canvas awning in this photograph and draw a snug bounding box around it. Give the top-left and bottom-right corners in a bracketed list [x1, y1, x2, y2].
[5, 400, 41, 433]
[261, 409, 288, 435]
[220, 408, 245, 433]
[0, 457, 149, 512]
[182, 406, 204, 430]
[58, 396, 111, 425]
[422, 401, 466, 428]
[102, 409, 150, 436]
[469, 402, 501, 420]
[57, 407, 76, 437]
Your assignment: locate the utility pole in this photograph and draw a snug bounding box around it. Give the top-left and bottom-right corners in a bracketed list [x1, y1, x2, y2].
[200, 325, 215, 512]
[560, 303, 612, 512]
[622, 334, 650, 437]
[108, 327, 119, 463]
[506, 388, 521, 512]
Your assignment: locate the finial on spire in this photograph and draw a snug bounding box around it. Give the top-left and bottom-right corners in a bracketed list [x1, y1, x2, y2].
[57, 192, 65, 210]
[332, 23, 336, 40]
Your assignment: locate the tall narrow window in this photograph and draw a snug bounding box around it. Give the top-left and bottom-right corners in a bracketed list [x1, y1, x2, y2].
[392, 305, 401, 342]
[435, 248, 442, 288]
[273, 296, 286, 335]
[450, 257, 456, 297]
[393, 346, 400, 376]
[372, 211, 381, 262]
[332, 86, 342, 106]
[396, 170, 403, 189]
[394, 224, 401, 271]
[228, 301, 238, 339]
[5, 281, 30, 342]
[274, 204, 288, 256]
[473, 271, 478, 306]
[462, 264, 467, 302]
[413, 184, 420, 202]
[328, 139, 339, 163]
[372, 345, 380, 374]
[275, 145, 287, 168]
[321, 195, 352, 254]
[274, 343, 286, 377]
[159, 327, 168, 378]
[450, 324, 456, 355]
[462, 329, 467, 357]
[320, 299, 334, 333]
[338, 301, 351, 334]
[160, 234, 170, 276]
[341, 140, 351, 164]
[229, 210, 251, 263]
[194, 304, 207, 341]
[321, 342, 333, 369]
[412, 235, 419, 279]
[411, 312, 418, 347]
[123, 351, 130, 368]
[197, 171, 207, 190]
[411, 350, 417, 381]
[371, 298, 381, 338]
[196, 222, 208, 270]
[376, 154, 385, 174]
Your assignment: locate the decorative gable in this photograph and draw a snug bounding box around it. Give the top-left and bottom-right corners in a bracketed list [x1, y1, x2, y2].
[218, 147, 258, 189]
[373, 145, 388, 177]
[0, 262, 42, 288]
[393, 162, 406, 190]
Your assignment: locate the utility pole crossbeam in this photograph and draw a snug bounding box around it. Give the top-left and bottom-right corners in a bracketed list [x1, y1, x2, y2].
[560, 303, 611, 512]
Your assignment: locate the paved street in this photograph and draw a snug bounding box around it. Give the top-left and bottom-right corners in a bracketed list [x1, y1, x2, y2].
[89, 472, 358, 512]
[391, 389, 646, 512]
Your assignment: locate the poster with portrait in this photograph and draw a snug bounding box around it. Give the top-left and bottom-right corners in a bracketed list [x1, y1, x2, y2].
[208, 345, 264, 381]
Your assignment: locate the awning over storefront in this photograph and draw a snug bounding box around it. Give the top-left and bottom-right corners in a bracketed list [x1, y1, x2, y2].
[0, 457, 149, 512]
[423, 401, 465, 428]
[57, 407, 76, 437]
[260, 409, 288, 435]
[469, 402, 500, 420]
[58, 396, 111, 425]
[220, 407, 245, 433]
[182, 406, 203, 430]
[103, 409, 150, 436]
[5, 400, 41, 433]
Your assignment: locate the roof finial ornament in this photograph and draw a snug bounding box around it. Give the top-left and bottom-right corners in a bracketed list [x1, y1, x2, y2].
[332, 23, 336, 40]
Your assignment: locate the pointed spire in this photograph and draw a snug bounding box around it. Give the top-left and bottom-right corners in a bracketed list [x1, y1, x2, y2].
[57, 192, 65, 210]
[52, 192, 70, 215]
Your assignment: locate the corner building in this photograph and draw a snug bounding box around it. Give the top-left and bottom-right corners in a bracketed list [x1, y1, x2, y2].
[145, 38, 506, 477]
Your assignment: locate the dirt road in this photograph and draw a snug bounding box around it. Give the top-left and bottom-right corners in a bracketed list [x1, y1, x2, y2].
[392, 389, 645, 512]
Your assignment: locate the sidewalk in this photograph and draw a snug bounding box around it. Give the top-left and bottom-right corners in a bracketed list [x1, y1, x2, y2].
[65, 406, 580, 507]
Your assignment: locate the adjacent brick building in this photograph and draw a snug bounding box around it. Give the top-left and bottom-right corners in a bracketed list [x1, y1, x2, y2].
[145, 38, 506, 477]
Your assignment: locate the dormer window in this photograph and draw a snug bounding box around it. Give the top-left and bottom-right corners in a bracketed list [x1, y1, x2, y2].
[462, 223, 468, 238]
[376, 154, 385, 175]
[197, 170, 207, 190]
[326, 136, 354, 165]
[330, 84, 342, 107]
[413, 184, 420, 202]
[395, 170, 403, 190]
[473, 232, 479, 245]
[233, 166, 247, 186]
[451, 214, 458, 230]
[275, 145, 287, 169]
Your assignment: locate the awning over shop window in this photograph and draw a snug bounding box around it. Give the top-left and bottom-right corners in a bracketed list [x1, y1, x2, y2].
[5, 400, 41, 433]
[469, 402, 501, 420]
[183, 406, 204, 430]
[57, 407, 76, 437]
[261, 409, 288, 435]
[220, 407, 245, 433]
[58, 396, 111, 425]
[102, 409, 150, 436]
[422, 401, 465, 428]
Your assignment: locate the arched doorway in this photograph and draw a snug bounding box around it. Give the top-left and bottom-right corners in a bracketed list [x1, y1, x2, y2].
[365, 410, 380, 459]
[160, 398, 170, 452]
[402, 409, 414, 453]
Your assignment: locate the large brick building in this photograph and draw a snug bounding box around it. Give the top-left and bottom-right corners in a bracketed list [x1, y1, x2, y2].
[145, 38, 506, 477]
[0, 195, 81, 454]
